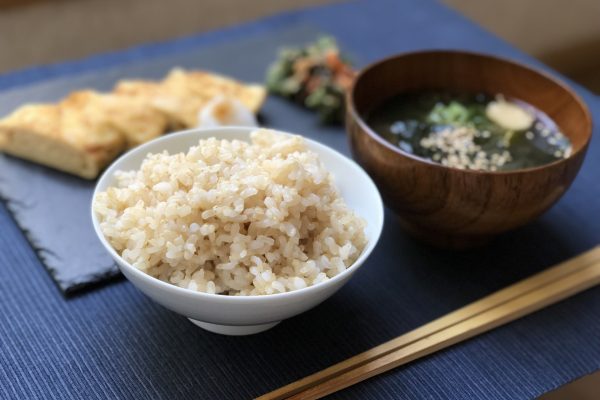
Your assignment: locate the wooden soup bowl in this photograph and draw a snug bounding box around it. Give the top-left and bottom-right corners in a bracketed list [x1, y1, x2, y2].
[346, 50, 592, 248]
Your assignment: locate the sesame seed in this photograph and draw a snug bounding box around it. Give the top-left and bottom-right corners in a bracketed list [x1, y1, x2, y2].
[525, 131, 534, 140]
[419, 126, 512, 171]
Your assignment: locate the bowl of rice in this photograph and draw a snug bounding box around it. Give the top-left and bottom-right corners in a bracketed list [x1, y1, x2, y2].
[91, 127, 383, 335]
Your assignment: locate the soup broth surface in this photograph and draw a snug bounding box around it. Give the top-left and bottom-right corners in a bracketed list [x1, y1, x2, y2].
[367, 91, 571, 171]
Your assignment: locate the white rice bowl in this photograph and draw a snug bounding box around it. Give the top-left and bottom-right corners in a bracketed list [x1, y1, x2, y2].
[94, 129, 367, 296]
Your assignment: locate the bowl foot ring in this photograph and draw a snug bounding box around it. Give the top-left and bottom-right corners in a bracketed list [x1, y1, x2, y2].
[188, 319, 280, 335]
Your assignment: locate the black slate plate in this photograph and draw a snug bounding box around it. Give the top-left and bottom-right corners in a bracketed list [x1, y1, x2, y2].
[0, 24, 327, 294]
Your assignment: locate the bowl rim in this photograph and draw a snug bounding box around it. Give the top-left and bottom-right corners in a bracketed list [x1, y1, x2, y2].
[347, 49, 593, 175]
[91, 126, 385, 304]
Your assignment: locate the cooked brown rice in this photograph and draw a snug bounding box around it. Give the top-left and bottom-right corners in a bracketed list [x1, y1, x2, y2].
[94, 129, 367, 295]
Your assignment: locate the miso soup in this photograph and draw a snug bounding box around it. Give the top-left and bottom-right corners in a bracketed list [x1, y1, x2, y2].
[366, 91, 571, 171]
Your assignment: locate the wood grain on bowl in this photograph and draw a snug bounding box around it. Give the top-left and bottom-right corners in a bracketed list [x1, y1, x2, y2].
[346, 50, 592, 248]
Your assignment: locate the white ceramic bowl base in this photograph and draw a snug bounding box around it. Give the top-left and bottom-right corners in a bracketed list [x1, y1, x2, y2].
[92, 127, 384, 335]
[189, 319, 281, 335]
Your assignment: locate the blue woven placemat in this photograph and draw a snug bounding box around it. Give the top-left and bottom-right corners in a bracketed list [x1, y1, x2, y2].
[0, 0, 599, 399]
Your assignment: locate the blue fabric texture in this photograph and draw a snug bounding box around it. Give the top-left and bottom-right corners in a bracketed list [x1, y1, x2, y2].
[0, 0, 599, 399]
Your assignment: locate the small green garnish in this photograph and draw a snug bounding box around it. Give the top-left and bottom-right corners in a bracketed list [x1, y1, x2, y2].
[426, 101, 472, 126]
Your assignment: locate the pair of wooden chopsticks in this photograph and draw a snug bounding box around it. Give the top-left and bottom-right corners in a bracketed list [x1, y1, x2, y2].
[257, 246, 600, 400]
